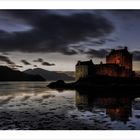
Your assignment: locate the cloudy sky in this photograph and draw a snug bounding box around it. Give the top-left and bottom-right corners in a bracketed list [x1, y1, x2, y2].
[0, 10, 140, 71]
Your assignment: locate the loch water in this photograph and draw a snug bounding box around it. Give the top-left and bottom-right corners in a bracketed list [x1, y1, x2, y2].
[0, 82, 140, 130]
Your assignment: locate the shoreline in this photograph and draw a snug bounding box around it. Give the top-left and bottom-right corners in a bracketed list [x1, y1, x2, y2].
[47, 76, 140, 97]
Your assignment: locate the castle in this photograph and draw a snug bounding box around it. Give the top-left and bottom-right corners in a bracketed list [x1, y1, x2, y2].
[76, 47, 134, 81]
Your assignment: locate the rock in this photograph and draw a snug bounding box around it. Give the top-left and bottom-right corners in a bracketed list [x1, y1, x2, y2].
[48, 80, 66, 88]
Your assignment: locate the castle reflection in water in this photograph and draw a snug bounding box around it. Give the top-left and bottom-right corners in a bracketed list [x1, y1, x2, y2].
[75, 91, 132, 123]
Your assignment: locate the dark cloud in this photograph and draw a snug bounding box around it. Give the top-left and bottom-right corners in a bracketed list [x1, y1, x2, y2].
[33, 58, 43, 63]
[10, 64, 23, 70]
[110, 10, 140, 19]
[33, 58, 55, 66]
[0, 55, 15, 65]
[1, 52, 10, 55]
[86, 49, 109, 58]
[42, 61, 55, 66]
[0, 55, 23, 70]
[34, 65, 38, 67]
[21, 59, 31, 65]
[86, 48, 140, 60]
[61, 48, 78, 55]
[15, 65, 23, 68]
[0, 10, 114, 55]
[133, 51, 140, 61]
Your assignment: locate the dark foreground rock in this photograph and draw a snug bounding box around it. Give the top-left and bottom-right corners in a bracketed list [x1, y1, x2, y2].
[48, 80, 75, 89]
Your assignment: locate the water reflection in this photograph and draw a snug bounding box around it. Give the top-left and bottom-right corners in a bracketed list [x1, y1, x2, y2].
[0, 82, 140, 129]
[75, 91, 133, 123]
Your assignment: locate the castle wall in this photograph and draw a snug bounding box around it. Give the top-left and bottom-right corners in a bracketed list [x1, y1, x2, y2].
[123, 54, 132, 70]
[119, 68, 133, 77]
[95, 65, 119, 77]
[75, 65, 89, 81]
[94, 64, 132, 77]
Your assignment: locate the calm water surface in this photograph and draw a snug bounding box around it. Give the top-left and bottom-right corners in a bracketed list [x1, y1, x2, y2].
[0, 82, 140, 130]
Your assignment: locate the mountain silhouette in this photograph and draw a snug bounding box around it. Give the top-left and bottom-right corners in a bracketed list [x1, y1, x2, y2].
[0, 66, 45, 81]
[24, 68, 74, 81]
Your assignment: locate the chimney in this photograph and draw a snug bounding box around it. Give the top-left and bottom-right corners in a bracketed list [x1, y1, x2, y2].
[124, 46, 128, 51]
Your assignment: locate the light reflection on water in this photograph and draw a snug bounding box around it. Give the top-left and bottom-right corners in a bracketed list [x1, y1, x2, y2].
[0, 82, 140, 130]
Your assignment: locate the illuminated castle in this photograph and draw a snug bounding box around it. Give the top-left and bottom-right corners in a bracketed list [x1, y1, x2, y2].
[76, 47, 134, 81]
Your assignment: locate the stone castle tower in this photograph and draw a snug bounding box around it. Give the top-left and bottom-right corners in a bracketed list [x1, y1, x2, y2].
[106, 47, 132, 70]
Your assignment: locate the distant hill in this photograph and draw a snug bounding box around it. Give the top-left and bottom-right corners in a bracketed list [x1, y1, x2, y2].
[24, 68, 74, 81]
[0, 66, 45, 81]
[56, 71, 75, 78]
